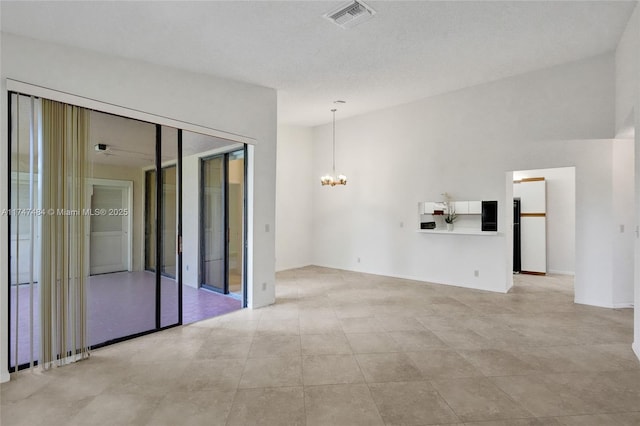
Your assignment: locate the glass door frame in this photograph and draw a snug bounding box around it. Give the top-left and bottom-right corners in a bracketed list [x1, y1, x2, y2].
[241, 144, 248, 308]
[154, 125, 183, 329]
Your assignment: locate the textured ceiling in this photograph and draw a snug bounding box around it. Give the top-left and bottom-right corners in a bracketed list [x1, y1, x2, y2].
[1, 1, 637, 127]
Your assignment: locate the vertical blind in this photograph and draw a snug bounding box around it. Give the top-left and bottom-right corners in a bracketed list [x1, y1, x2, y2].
[39, 99, 91, 368]
[10, 95, 91, 370]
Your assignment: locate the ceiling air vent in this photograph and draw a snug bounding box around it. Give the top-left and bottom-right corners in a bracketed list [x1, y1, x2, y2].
[324, 0, 376, 29]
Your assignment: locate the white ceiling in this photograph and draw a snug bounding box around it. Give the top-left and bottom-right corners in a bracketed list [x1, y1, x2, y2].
[1, 1, 637, 127]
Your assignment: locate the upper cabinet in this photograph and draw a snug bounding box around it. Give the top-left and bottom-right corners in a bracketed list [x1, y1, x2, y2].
[468, 201, 482, 214]
[420, 200, 482, 215]
[454, 201, 469, 214]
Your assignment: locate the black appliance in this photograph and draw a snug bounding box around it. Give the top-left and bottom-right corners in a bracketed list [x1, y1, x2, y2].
[513, 198, 521, 273]
[420, 221, 436, 230]
[481, 200, 498, 232]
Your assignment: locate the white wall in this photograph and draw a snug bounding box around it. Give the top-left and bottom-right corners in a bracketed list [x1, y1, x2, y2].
[0, 34, 277, 382]
[612, 139, 635, 307]
[615, 2, 640, 358]
[275, 126, 313, 271]
[513, 167, 576, 275]
[616, 4, 640, 134]
[311, 54, 623, 304]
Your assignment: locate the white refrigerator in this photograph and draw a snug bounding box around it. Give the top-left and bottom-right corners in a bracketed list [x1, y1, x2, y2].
[513, 178, 546, 274]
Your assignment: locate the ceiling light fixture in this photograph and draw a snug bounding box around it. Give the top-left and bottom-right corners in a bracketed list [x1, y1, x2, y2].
[320, 107, 347, 187]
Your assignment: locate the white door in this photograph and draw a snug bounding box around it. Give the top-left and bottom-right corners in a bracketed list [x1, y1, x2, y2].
[514, 178, 547, 274]
[520, 216, 547, 273]
[90, 183, 131, 275]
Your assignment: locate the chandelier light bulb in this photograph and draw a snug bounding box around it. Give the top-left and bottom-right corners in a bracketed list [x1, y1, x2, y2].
[320, 174, 334, 186]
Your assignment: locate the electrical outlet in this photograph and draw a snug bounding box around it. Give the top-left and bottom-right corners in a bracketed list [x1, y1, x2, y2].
[186, 265, 189, 271]
[400, 221, 404, 228]
[262, 282, 267, 291]
[357, 257, 361, 263]
[265, 224, 270, 232]
[474, 270, 479, 277]
[620, 224, 625, 233]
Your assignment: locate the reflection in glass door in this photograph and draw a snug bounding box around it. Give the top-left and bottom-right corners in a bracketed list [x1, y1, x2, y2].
[159, 126, 180, 327]
[144, 170, 157, 272]
[161, 166, 177, 278]
[200, 149, 246, 298]
[201, 156, 226, 293]
[144, 165, 177, 279]
[227, 150, 245, 298]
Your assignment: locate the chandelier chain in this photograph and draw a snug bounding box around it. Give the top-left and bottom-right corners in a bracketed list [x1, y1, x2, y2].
[332, 108, 336, 173]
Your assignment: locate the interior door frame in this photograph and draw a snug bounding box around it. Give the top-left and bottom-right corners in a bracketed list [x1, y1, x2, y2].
[87, 178, 134, 273]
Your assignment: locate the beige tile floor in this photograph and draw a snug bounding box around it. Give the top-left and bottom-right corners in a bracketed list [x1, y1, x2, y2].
[1, 266, 639, 425]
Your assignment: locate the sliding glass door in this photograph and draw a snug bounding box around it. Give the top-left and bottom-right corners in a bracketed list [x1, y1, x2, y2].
[201, 156, 225, 293]
[7, 91, 247, 372]
[142, 126, 182, 329]
[7, 94, 184, 371]
[200, 149, 246, 298]
[227, 150, 245, 298]
[159, 126, 181, 328]
[87, 113, 157, 348]
[145, 164, 179, 275]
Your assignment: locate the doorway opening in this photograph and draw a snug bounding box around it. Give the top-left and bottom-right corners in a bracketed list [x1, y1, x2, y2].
[510, 167, 576, 293]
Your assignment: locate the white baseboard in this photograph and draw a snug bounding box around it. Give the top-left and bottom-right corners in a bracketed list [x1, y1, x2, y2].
[547, 269, 575, 276]
[633, 342, 640, 362]
[311, 263, 509, 294]
[1, 370, 10, 383]
[275, 263, 312, 273]
[574, 298, 617, 309]
[612, 302, 634, 309]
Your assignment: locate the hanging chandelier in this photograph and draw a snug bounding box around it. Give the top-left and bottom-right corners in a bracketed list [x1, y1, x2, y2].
[320, 108, 347, 186]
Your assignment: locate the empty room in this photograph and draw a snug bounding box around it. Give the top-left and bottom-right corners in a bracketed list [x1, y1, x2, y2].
[1, 1, 640, 425]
